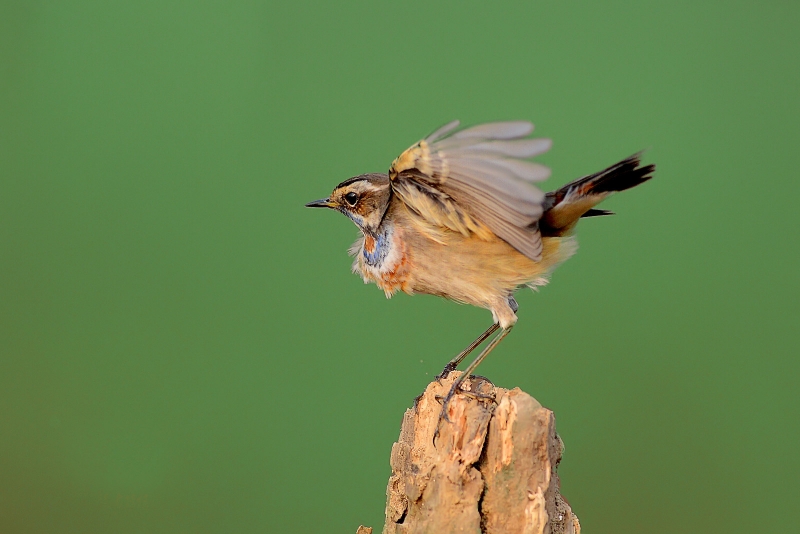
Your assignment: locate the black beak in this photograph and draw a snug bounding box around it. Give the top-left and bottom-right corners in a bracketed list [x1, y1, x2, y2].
[305, 198, 333, 209]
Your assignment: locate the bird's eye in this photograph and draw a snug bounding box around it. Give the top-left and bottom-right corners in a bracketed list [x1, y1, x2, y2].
[344, 192, 358, 206]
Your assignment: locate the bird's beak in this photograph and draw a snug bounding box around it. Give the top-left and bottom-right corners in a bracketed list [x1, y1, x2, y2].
[305, 198, 334, 209]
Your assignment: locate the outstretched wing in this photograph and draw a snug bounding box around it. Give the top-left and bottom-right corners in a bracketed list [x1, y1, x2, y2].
[389, 120, 551, 261]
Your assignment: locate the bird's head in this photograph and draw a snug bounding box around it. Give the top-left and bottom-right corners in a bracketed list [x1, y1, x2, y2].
[305, 173, 391, 235]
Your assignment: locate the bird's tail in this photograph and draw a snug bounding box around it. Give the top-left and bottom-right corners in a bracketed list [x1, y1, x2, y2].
[540, 153, 654, 236]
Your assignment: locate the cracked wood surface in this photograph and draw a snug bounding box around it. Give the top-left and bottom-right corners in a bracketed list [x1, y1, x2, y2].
[359, 372, 579, 534]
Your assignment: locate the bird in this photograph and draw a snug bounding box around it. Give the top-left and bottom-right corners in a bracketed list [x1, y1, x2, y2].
[306, 119, 654, 429]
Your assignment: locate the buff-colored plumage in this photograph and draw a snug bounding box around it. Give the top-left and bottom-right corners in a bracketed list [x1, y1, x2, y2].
[389, 120, 552, 261]
[306, 119, 654, 431]
[350, 198, 576, 328]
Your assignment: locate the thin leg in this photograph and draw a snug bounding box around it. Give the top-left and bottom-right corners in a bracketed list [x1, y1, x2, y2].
[434, 325, 514, 443]
[458, 325, 512, 384]
[436, 323, 500, 381]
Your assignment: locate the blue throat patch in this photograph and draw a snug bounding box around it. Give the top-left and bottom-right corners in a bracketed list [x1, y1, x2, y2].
[344, 210, 365, 227]
[363, 227, 392, 267]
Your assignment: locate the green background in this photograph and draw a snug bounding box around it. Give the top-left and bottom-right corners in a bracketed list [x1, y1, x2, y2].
[1, 1, 798, 533]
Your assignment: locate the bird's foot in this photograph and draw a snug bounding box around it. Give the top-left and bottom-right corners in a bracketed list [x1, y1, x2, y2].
[456, 375, 496, 400]
[432, 379, 461, 445]
[412, 390, 426, 413]
[434, 362, 458, 384]
[457, 389, 495, 401]
[432, 376, 496, 445]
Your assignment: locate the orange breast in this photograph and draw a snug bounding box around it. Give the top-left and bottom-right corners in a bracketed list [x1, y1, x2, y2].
[359, 230, 413, 296]
[364, 234, 376, 253]
[376, 250, 412, 294]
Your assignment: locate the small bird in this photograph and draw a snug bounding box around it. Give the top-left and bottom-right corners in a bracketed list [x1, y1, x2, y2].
[306, 120, 654, 425]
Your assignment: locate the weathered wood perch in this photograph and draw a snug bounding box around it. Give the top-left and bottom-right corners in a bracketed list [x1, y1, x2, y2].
[357, 372, 580, 534]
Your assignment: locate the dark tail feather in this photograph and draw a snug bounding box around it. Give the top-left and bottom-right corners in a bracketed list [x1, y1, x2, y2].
[557, 153, 654, 199]
[581, 208, 615, 218]
[541, 153, 655, 235]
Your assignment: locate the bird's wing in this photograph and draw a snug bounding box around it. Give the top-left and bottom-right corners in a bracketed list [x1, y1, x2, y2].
[389, 120, 551, 261]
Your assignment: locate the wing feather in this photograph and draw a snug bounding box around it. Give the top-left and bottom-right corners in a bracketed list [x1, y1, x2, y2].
[443, 138, 552, 158]
[448, 120, 534, 140]
[389, 120, 550, 261]
[425, 120, 461, 143]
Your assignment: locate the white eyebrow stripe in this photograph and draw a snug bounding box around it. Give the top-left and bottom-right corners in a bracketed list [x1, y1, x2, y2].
[355, 182, 384, 194]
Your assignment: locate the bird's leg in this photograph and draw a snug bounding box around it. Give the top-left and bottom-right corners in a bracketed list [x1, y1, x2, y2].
[451, 325, 514, 400]
[435, 323, 499, 382]
[436, 297, 517, 382]
[434, 325, 514, 442]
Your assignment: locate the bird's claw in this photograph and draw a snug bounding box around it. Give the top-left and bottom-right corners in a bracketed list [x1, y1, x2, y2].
[458, 389, 496, 401]
[432, 376, 498, 446]
[432, 382, 460, 445]
[434, 362, 458, 384]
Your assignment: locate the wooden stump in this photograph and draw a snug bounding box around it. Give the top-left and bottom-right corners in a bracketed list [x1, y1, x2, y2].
[358, 372, 580, 534]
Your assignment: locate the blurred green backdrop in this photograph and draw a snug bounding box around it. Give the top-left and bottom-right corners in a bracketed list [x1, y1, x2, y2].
[1, 1, 798, 533]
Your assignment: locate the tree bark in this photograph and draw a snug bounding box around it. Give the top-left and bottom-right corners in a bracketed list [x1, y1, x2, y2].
[358, 372, 580, 534]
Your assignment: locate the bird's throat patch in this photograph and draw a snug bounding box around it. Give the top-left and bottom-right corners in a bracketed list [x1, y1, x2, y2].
[362, 227, 392, 267]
